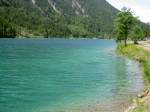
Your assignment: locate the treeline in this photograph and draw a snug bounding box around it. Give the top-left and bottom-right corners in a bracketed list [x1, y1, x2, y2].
[0, 11, 113, 38]
[0, 0, 116, 38]
[0, 0, 149, 38]
[0, 17, 17, 38]
[142, 23, 150, 37]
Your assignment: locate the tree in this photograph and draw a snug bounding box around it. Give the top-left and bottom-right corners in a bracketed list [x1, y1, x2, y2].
[143, 23, 150, 37]
[129, 25, 144, 44]
[115, 7, 137, 46]
[0, 17, 17, 38]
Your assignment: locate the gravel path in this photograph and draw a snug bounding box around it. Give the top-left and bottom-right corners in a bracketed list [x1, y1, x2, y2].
[138, 41, 150, 51]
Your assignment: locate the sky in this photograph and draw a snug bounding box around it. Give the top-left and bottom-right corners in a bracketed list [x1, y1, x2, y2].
[106, 0, 150, 23]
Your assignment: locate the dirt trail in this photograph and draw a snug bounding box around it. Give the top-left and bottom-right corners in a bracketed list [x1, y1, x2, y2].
[138, 41, 150, 51]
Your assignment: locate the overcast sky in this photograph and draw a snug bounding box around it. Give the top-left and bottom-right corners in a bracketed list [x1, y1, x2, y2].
[106, 0, 150, 23]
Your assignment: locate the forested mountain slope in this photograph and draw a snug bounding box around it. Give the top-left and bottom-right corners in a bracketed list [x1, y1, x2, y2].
[0, 0, 141, 38]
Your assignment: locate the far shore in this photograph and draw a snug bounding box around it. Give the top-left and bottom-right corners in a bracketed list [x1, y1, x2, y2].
[0, 36, 113, 40]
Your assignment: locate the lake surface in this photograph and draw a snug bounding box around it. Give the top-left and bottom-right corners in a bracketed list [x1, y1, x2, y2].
[0, 38, 144, 112]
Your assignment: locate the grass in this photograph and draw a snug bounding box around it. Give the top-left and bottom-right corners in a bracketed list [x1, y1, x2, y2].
[117, 44, 150, 112]
[117, 44, 150, 85]
[132, 103, 150, 112]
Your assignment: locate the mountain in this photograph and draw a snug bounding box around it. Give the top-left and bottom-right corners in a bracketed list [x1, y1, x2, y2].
[0, 0, 119, 38]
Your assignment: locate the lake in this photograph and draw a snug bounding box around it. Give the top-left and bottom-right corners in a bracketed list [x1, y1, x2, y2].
[0, 38, 144, 112]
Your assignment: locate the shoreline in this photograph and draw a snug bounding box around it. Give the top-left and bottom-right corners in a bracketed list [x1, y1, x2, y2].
[0, 35, 112, 39]
[125, 89, 150, 112]
[117, 42, 150, 112]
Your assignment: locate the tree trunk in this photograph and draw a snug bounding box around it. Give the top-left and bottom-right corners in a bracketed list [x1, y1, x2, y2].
[124, 36, 127, 46]
[134, 40, 138, 44]
[124, 32, 128, 46]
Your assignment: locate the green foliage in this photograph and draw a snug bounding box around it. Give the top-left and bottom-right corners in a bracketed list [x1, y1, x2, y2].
[0, 0, 149, 38]
[115, 8, 137, 45]
[129, 25, 144, 44]
[0, 0, 118, 38]
[0, 17, 17, 38]
[143, 23, 150, 37]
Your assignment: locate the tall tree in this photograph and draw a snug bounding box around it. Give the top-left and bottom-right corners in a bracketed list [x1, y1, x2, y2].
[129, 25, 144, 44]
[115, 7, 137, 46]
[0, 17, 17, 38]
[143, 22, 150, 37]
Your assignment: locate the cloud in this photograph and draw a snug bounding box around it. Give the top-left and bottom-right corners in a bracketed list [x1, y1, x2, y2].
[106, 0, 150, 23]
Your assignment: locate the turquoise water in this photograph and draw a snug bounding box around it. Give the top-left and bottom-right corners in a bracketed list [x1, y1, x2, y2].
[0, 39, 143, 112]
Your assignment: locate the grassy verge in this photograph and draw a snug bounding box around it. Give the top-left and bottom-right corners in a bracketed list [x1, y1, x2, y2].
[132, 104, 150, 112]
[117, 44, 150, 85]
[117, 44, 150, 112]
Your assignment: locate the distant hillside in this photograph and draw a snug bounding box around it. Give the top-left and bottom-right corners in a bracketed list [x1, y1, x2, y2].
[0, 0, 130, 38]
